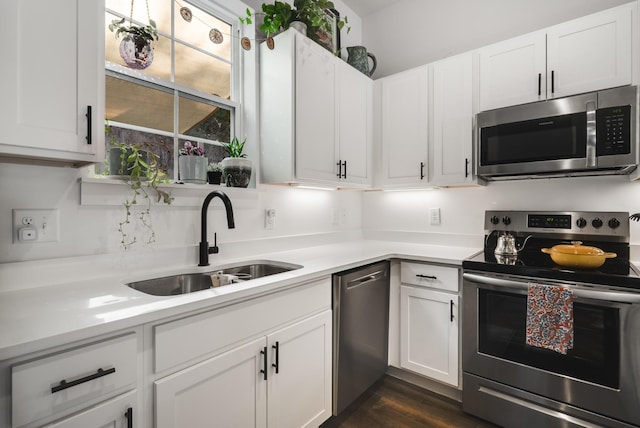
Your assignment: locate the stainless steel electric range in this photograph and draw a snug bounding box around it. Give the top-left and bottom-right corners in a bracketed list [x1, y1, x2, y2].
[462, 211, 640, 428]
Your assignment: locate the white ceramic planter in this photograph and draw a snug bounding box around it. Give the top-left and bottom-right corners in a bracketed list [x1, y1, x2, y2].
[179, 156, 207, 184]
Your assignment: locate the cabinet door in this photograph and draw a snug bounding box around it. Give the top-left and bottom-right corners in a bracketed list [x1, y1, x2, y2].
[400, 286, 458, 387]
[267, 311, 332, 428]
[547, 5, 632, 100]
[155, 338, 267, 428]
[44, 391, 137, 428]
[336, 61, 372, 187]
[295, 37, 338, 183]
[380, 66, 429, 187]
[430, 54, 474, 186]
[478, 31, 546, 111]
[0, 0, 103, 164]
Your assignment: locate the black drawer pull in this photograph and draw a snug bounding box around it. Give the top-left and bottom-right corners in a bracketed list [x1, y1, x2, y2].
[538, 73, 541, 96]
[336, 160, 342, 178]
[86, 105, 92, 145]
[420, 162, 425, 180]
[450, 300, 454, 322]
[51, 367, 116, 393]
[416, 274, 437, 280]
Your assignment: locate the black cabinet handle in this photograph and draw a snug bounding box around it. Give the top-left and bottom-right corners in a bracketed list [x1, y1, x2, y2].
[271, 341, 279, 374]
[51, 367, 116, 393]
[86, 105, 92, 145]
[538, 73, 541, 96]
[416, 274, 437, 280]
[342, 161, 347, 179]
[420, 162, 425, 180]
[551, 70, 555, 94]
[260, 347, 268, 380]
[465, 158, 469, 178]
[450, 300, 454, 322]
[125, 407, 133, 428]
[336, 160, 342, 178]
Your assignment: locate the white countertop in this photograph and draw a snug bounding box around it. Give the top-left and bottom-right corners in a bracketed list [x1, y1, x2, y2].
[0, 240, 480, 361]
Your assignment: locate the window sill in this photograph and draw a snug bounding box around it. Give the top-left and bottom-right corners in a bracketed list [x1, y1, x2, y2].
[80, 177, 258, 208]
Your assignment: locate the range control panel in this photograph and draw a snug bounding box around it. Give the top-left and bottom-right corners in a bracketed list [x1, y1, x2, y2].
[485, 210, 630, 240]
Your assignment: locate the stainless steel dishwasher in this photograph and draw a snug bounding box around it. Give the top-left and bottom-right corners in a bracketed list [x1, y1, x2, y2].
[332, 261, 390, 416]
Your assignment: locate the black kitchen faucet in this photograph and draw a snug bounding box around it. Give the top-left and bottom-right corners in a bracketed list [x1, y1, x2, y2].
[198, 191, 235, 266]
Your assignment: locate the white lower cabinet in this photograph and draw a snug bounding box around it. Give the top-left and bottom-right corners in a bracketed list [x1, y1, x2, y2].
[44, 390, 137, 428]
[155, 311, 332, 428]
[399, 262, 459, 387]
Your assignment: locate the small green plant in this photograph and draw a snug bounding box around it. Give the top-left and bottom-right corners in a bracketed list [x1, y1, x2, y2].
[114, 143, 173, 249]
[108, 17, 159, 44]
[208, 161, 223, 172]
[223, 137, 247, 158]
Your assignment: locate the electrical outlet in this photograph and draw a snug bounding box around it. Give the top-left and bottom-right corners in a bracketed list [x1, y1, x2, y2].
[13, 209, 59, 243]
[429, 208, 441, 225]
[340, 208, 348, 225]
[265, 209, 276, 230]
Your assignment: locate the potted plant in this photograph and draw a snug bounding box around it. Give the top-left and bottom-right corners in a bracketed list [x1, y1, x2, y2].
[108, 142, 173, 249]
[207, 162, 223, 185]
[179, 141, 208, 184]
[241, 0, 349, 51]
[109, 17, 159, 69]
[221, 137, 252, 188]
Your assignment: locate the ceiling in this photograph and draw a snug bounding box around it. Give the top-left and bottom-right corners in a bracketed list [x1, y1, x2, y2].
[342, 0, 402, 17]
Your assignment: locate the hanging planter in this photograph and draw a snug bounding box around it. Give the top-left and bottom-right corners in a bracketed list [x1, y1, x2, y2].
[108, 0, 158, 70]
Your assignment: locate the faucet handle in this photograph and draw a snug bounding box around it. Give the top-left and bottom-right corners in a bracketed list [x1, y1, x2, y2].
[209, 232, 219, 254]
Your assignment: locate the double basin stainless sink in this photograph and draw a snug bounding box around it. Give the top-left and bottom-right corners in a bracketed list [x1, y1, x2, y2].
[126, 261, 302, 296]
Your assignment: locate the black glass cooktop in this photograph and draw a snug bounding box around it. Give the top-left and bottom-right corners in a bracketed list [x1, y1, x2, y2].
[463, 236, 640, 289]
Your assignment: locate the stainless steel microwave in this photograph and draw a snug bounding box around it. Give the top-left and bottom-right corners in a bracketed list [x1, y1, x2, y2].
[476, 85, 638, 180]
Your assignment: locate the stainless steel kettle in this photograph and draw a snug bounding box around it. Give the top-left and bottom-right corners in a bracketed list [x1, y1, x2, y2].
[494, 233, 532, 257]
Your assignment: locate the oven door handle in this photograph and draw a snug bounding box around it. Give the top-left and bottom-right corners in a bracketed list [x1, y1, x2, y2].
[463, 272, 640, 303]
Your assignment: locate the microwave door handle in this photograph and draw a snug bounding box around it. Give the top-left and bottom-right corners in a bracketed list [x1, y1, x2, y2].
[586, 100, 597, 168]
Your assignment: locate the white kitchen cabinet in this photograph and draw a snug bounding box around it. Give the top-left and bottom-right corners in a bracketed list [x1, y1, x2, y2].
[429, 53, 476, 186]
[44, 391, 137, 428]
[479, 3, 633, 111]
[0, 0, 104, 166]
[261, 29, 372, 188]
[399, 262, 459, 387]
[378, 66, 429, 188]
[12, 332, 138, 428]
[155, 311, 332, 428]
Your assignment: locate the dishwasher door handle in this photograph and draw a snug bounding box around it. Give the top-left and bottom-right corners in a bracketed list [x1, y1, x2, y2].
[346, 270, 386, 289]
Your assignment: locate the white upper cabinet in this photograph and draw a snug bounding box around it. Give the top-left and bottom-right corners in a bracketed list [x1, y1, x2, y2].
[0, 0, 104, 165]
[429, 53, 475, 186]
[479, 3, 634, 111]
[378, 66, 429, 188]
[260, 29, 372, 188]
[478, 31, 546, 111]
[546, 5, 633, 99]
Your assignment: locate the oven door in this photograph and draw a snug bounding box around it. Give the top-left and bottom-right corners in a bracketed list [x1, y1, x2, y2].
[462, 271, 640, 427]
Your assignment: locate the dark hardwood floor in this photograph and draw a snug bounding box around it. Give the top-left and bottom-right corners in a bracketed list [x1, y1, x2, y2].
[321, 376, 500, 428]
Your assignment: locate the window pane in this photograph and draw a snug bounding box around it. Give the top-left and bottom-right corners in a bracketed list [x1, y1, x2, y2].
[101, 125, 174, 178]
[174, 2, 231, 61]
[179, 95, 231, 143]
[106, 76, 174, 133]
[175, 41, 231, 96]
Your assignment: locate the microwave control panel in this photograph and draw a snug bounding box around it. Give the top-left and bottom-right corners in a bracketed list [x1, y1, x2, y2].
[596, 105, 631, 155]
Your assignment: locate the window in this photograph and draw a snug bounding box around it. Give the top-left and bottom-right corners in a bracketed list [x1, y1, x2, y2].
[103, 0, 239, 180]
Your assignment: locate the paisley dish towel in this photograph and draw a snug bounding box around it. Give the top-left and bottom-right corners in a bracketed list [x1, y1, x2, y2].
[526, 283, 574, 354]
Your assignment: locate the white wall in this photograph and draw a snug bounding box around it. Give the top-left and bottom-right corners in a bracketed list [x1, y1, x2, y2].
[0, 163, 362, 263]
[363, 0, 631, 78]
[362, 175, 640, 245]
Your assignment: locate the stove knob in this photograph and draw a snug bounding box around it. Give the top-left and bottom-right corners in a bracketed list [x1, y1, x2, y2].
[502, 216, 511, 226]
[576, 217, 587, 228]
[592, 218, 603, 229]
[608, 218, 620, 229]
[490, 215, 500, 225]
